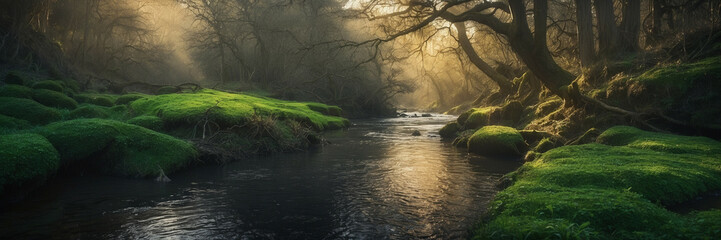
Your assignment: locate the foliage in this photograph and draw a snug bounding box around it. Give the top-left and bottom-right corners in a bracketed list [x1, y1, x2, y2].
[126, 116, 163, 131]
[0, 133, 60, 194]
[0, 84, 33, 99]
[0, 114, 31, 130]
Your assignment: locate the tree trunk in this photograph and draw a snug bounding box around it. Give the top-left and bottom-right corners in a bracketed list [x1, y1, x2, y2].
[594, 0, 618, 58]
[652, 0, 663, 37]
[453, 22, 514, 93]
[575, 0, 595, 67]
[506, 0, 576, 99]
[619, 0, 641, 52]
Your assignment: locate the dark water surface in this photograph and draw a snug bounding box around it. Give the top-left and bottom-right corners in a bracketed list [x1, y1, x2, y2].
[0, 114, 521, 239]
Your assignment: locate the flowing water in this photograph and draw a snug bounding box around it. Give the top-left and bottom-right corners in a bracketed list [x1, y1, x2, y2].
[0, 114, 521, 239]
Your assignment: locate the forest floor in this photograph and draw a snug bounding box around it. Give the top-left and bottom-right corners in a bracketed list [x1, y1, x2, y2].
[0, 73, 348, 202]
[439, 56, 721, 239]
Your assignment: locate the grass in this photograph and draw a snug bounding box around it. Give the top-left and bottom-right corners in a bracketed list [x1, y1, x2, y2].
[474, 126, 721, 239]
[130, 89, 349, 131]
[39, 119, 198, 177]
[0, 133, 60, 194]
[467, 125, 527, 157]
[0, 97, 61, 124]
[629, 56, 721, 94]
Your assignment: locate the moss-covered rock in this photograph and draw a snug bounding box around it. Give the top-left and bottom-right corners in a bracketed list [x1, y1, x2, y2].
[127, 116, 163, 131]
[115, 93, 149, 105]
[0, 84, 32, 99]
[0, 133, 60, 194]
[130, 89, 349, 131]
[32, 89, 77, 109]
[306, 102, 343, 117]
[499, 100, 523, 125]
[32, 80, 65, 92]
[467, 126, 527, 157]
[439, 122, 460, 139]
[459, 107, 496, 129]
[91, 96, 115, 107]
[533, 138, 555, 153]
[474, 126, 721, 239]
[0, 97, 61, 124]
[3, 71, 27, 85]
[0, 114, 31, 130]
[40, 119, 197, 177]
[67, 104, 111, 119]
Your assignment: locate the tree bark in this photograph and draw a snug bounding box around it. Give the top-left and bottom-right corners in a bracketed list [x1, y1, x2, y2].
[453, 22, 514, 93]
[618, 0, 641, 52]
[594, 0, 618, 58]
[575, 0, 595, 67]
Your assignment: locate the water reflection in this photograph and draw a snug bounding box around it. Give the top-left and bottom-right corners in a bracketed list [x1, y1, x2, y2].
[0, 114, 521, 239]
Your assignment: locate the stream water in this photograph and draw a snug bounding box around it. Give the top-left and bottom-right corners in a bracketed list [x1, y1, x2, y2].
[0, 114, 521, 239]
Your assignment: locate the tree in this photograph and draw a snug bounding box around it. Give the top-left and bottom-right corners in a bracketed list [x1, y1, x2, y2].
[575, 0, 595, 67]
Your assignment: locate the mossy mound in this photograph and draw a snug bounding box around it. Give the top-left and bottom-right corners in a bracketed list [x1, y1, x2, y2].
[475, 126, 721, 239]
[115, 93, 149, 105]
[439, 122, 460, 139]
[467, 126, 527, 157]
[40, 119, 197, 177]
[459, 107, 496, 129]
[0, 114, 31, 130]
[74, 93, 118, 107]
[306, 102, 343, 117]
[32, 89, 77, 109]
[0, 84, 32, 99]
[32, 80, 64, 92]
[127, 116, 163, 131]
[66, 104, 111, 119]
[3, 71, 27, 85]
[130, 89, 349, 131]
[0, 133, 60, 194]
[0, 97, 61, 124]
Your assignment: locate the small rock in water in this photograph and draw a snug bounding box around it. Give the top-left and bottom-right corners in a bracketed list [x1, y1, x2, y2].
[421, 113, 432, 117]
[412, 130, 421, 136]
[156, 167, 171, 182]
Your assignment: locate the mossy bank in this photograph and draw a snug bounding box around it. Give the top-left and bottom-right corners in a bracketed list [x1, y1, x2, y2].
[0, 76, 349, 198]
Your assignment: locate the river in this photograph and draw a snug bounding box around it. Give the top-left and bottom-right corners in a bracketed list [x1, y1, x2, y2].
[0, 114, 521, 239]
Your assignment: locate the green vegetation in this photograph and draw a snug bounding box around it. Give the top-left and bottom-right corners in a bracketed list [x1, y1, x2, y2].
[467, 126, 527, 157]
[115, 93, 149, 105]
[127, 115, 163, 131]
[0, 114, 31, 130]
[66, 104, 111, 119]
[131, 89, 349, 131]
[0, 84, 32, 98]
[0, 133, 60, 194]
[32, 80, 65, 92]
[39, 119, 197, 177]
[474, 126, 721, 239]
[3, 71, 27, 85]
[629, 57, 721, 93]
[32, 89, 78, 109]
[439, 122, 460, 139]
[458, 107, 496, 129]
[74, 93, 118, 107]
[0, 97, 61, 124]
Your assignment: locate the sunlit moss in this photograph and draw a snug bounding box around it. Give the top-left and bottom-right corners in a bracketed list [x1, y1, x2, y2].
[467, 125, 526, 157]
[32, 89, 77, 109]
[130, 89, 349, 131]
[629, 56, 721, 93]
[0, 133, 60, 194]
[0, 84, 32, 99]
[0, 97, 61, 124]
[459, 107, 496, 129]
[39, 119, 197, 177]
[126, 115, 163, 131]
[475, 126, 721, 239]
[115, 93, 149, 105]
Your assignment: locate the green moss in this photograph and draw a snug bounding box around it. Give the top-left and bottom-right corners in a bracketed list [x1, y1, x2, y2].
[66, 104, 111, 119]
[452, 129, 475, 147]
[475, 126, 721, 239]
[306, 102, 343, 117]
[127, 116, 163, 131]
[115, 93, 149, 105]
[630, 57, 721, 94]
[156, 86, 178, 95]
[39, 119, 197, 177]
[74, 93, 118, 106]
[130, 89, 349, 131]
[467, 125, 526, 157]
[0, 133, 60, 194]
[535, 97, 562, 118]
[0, 97, 61, 124]
[499, 100, 523, 125]
[3, 71, 27, 85]
[32, 89, 78, 109]
[91, 96, 114, 107]
[439, 122, 460, 139]
[0, 84, 32, 99]
[533, 138, 555, 153]
[460, 107, 496, 129]
[32, 80, 65, 92]
[0, 114, 31, 130]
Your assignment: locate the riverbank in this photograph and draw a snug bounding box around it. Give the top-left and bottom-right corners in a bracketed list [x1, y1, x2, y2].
[0, 72, 349, 201]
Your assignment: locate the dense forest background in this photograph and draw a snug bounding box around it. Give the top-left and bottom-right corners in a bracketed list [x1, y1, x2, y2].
[1, 0, 720, 120]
